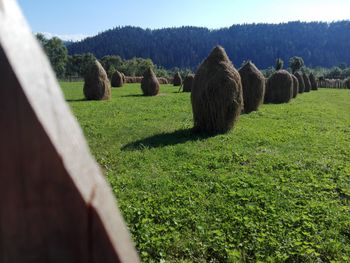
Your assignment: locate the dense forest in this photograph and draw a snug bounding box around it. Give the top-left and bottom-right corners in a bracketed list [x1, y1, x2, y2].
[68, 21, 350, 70]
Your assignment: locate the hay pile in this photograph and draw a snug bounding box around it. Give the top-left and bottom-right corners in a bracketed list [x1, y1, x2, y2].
[141, 68, 160, 96]
[83, 60, 111, 100]
[238, 61, 265, 113]
[294, 72, 305, 93]
[111, 70, 123, 87]
[191, 46, 243, 134]
[158, 77, 169, 84]
[265, 70, 293, 103]
[121, 72, 126, 83]
[309, 73, 318, 90]
[303, 73, 311, 92]
[183, 74, 195, 92]
[291, 74, 299, 98]
[173, 72, 182, 86]
[345, 78, 350, 89]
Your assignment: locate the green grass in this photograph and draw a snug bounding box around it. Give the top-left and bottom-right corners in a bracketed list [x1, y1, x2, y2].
[62, 82, 350, 263]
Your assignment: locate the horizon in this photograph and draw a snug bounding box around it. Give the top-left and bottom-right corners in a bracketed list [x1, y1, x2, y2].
[18, 0, 350, 41]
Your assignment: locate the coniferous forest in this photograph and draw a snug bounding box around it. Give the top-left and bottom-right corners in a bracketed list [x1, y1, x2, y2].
[68, 21, 350, 69]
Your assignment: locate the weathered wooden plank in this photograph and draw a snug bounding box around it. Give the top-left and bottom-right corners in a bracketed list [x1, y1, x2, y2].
[0, 0, 139, 262]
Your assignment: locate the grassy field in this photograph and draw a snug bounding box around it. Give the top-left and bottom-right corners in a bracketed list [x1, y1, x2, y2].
[61, 82, 350, 263]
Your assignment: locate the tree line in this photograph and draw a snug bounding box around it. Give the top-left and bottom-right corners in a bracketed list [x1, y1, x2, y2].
[37, 25, 350, 81]
[67, 21, 350, 70]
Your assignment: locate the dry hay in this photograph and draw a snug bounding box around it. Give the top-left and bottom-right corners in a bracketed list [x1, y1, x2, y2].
[191, 46, 243, 134]
[141, 68, 160, 96]
[157, 77, 169, 84]
[291, 74, 299, 98]
[183, 74, 195, 92]
[309, 73, 318, 90]
[294, 72, 305, 93]
[83, 60, 111, 100]
[111, 70, 123, 87]
[121, 72, 126, 83]
[238, 61, 265, 113]
[173, 72, 182, 86]
[265, 70, 293, 104]
[125, 76, 143, 83]
[303, 73, 311, 92]
[345, 78, 350, 89]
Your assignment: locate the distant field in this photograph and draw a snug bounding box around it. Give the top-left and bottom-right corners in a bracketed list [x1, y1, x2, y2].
[62, 82, 350, 263]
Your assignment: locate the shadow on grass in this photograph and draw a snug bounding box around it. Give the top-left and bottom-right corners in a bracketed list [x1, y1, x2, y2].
[120, 94, 144, 98]
[121, 128, 212, 150]
[66, 98, 86, 102]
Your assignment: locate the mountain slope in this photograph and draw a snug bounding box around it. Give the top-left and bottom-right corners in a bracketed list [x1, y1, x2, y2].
[68, 21, 350, 69]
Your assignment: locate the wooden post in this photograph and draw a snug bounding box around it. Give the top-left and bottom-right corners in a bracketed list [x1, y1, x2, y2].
[0, 0, 139, 262]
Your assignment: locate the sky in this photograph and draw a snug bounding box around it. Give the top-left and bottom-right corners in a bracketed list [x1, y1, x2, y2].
[18, 0, 350, 41]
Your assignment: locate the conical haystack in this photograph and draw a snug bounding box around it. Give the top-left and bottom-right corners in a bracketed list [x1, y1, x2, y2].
[265, 70, 293, 103]
[183, 74, 194, 92]
[191, 46, 243, 134]
[294, 72, 305, 93]
[173, 72, 182, 86]
[111, 70, 123, 87]
[303, 73, 311, 92]
[238, 61, 265, 113]
[291, 74, 299, 98]
[141, 68, 160, 96]
[83, 60, 111, 100]
[309, 73, 318, 90]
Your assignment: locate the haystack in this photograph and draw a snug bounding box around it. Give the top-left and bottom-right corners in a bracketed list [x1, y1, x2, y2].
[309, 73, 318, 90]
[173, 72, 182, 86]
[183, 74, 195, 92]
[111, 70, 123, 87]
[291, 74, 299, 98]
[238, 61, 265, 113]
[158, 77, 169, 84]
[303, 73, 311, 92]
[121, 72, 126, 83]
[83, 60, 111, 100]
[191, 46, 243, 134]
[265, 70, 293, 103]
[141, 68, 160, 96]
[294, 72, 305, 93]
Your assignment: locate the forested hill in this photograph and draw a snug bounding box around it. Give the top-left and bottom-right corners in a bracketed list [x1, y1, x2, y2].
[68, 21, 350, 69]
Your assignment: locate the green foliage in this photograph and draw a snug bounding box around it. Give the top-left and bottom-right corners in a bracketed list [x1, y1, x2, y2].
[100, 55, 123, 77]
[275, 58, 284, 70]
[62, 82, 350, 262]
[66, 53, 96, 78]
[289, 56, 304, 74]
[36, 34, 68, 78]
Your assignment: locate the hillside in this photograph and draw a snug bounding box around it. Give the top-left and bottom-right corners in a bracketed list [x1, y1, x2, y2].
[68, 21, 350, 69]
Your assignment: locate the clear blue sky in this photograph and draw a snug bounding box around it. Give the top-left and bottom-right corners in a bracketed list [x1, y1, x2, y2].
[18, 0, 350, 41]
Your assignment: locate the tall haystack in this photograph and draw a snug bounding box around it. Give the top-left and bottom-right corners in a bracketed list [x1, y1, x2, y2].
[141, 68, 160, 96]
[238, 61, 265, 113]
[191, 46, 243, 134]
[309, 73, 318, 90]
[111, 70, 123, 87]
[294, 72, 305, 93]
[291, 74, 299, 98]
[183, 74, 195, 92]
[121, 72, 126, 83]
[303, 73, 311, 92]
[83, 60, 111, 100]
[265, 70, 293, 103]
[173, 72, 182, 86]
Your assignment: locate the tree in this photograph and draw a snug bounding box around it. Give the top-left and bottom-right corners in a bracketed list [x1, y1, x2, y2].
[100, 55, 123, 77]
[36, 34, 68, 78]
[289, 56, 304, 74]
[275, 58, 284, 70]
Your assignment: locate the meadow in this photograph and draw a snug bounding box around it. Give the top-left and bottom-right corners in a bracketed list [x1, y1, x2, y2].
[62, 82, 350, 262]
